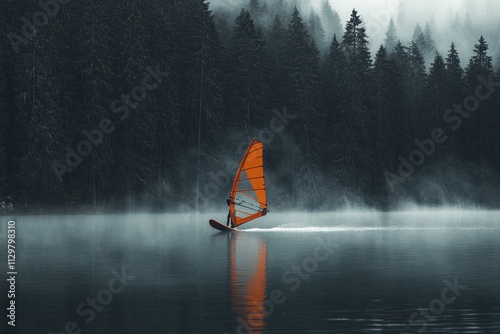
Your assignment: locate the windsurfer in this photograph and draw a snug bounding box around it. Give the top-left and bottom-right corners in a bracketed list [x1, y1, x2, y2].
[226, 195, 235, 228]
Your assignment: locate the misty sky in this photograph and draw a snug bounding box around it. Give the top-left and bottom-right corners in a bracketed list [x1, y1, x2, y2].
[209, 0, 500, 63]
[210, 0, 499, 26]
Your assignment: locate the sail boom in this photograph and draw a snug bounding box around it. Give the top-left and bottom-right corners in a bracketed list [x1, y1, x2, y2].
[236, 190, 267, 205]
[235, 209, 256, 216]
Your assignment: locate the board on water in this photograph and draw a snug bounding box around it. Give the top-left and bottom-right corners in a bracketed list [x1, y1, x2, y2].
[209, 138, 269, 232]
[209, 219, 238, 232]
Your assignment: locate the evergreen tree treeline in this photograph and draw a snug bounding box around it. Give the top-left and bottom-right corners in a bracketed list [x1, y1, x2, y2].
[0, 1, 499, 212]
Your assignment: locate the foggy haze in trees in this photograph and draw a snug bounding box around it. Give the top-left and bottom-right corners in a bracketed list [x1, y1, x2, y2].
[206, 0, 500, 210]
[210, 0, 500, 66]
[1, 0, 499, 212]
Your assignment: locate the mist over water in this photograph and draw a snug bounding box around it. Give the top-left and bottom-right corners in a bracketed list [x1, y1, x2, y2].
[2, 212, 499, 333]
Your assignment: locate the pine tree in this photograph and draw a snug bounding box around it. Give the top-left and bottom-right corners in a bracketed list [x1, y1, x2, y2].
[249, 0, 262, 14]
[412, 24, 424, 45]
[268, 0, 289, 22]
[142, 1, 184, 209]
[72, 1, 116, 208]
[384, 18, 398, 53]
[0, 1, 17, 204]
[462, 36, 497, 183]
[407, 41, 427, 136]
[267, 15, 287, 60]
[285, 7, 323, 206]
[228, 9, 270, 130]
[321, 35, 346, 178]
[425, 53, 447, 131]
[1, 0, 69, 205]
[392, 41, 409, 71]
[342, 10, 372, 73]
[445, 43, 464, 104]
[173, 0, 225, 209]
[423, 22, 436, 58]
[320, 0, 343, 42]
[1, 2, 32, 204]
[322, 35, 345, 117]
[412, 24, 431, 60]
[248, 0, 263, 23]
[308, 12, 326, 52]
[391, 41, 412, 143]
[338, 9, 373, 191]
[215, 12, 232, 50]
[267, 15, 288, 109]
[444, 43, 464, 152]
[388, 44, 412, 156]
[370, 45, 408, 200]
[466, 36, 493, 81]
[109, 0, 168, 209]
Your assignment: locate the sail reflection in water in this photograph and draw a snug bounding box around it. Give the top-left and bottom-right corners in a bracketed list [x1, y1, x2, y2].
[229, 233, 268, 333]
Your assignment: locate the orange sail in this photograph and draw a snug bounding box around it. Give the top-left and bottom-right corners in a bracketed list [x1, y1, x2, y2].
[229, 139, 268, 227]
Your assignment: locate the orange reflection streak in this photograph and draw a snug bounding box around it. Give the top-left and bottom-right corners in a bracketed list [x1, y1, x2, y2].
[230, 235, 268, 334]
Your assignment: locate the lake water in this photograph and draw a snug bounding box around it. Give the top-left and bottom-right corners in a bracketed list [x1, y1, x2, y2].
[1, 210, 500, 334]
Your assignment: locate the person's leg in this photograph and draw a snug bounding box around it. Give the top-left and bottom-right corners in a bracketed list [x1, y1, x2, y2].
[227, 211, 230, 226]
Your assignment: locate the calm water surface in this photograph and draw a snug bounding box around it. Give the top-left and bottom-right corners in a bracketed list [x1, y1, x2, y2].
[1, 211, 499, 333]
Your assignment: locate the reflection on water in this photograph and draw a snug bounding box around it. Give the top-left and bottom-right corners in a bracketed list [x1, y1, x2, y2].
[0, 211, 499, 333]
[229, 233, 267, 334]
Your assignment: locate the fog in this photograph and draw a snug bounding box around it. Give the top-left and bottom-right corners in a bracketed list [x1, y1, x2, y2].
[210, 0, 500, 30]
[194, 0, 500, 213]
[209, 0, 500, 65]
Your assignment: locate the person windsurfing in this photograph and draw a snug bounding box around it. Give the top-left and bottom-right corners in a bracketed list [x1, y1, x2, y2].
[226, 195, 235, 228]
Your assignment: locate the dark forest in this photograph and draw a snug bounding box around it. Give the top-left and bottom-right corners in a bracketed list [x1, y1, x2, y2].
[1, 0, 499, 213]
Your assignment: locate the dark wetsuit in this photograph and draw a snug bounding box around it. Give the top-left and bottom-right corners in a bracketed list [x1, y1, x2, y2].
[226, 198, 234, 227]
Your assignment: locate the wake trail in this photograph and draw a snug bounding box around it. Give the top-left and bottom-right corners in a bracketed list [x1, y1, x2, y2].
[242, 226, 500, 233]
